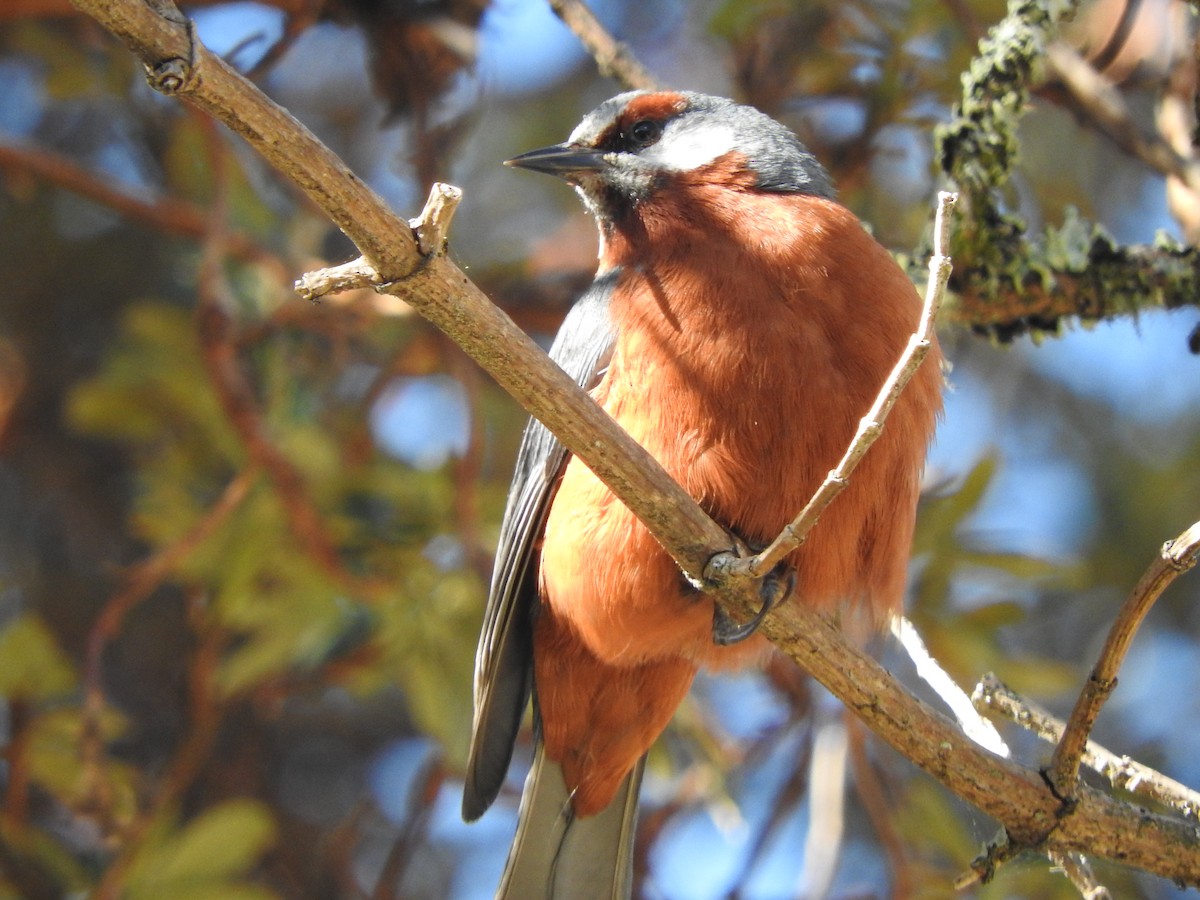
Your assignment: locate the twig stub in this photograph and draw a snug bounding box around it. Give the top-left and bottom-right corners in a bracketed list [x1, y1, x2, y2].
[297, 182, 463, 302]
[410, 182, 463, 257]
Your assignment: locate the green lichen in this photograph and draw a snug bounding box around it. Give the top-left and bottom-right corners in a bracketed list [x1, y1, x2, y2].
[925, 0, 1200, 344]
[936, 0, 1080, 198]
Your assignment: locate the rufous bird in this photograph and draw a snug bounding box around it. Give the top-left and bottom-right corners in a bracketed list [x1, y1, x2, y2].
[463, 90, 943, 899]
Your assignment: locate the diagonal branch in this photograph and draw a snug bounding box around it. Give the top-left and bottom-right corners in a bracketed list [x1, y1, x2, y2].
[1042, 41, 1200, 193]
[1048, 519, 1200, 799]
[73, 0, 736, 590]
[974, 674, 1200, 821]
[0, 140, 279, 266]
[546, 0, 660, 91]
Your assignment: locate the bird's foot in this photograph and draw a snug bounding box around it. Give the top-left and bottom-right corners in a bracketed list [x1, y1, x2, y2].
[711, 563, 796, 645]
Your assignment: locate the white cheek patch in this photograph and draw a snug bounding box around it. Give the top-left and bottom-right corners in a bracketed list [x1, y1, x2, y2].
[640, 119, 738, 171]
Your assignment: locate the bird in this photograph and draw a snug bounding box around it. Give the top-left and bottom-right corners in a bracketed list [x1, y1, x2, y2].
[462, 89, 943, 899]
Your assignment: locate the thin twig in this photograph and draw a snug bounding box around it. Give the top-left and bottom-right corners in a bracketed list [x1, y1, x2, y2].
[295, 183, 462, 300]
[1049, 519, 1200, 799]
[78, 466, 257, 830]
[846, 714, 913, 899]
[1049, 851, 1113, 900]
[244, 3, 321, 80]
[974, 674, 1200, 821]
[1086, 0, 1144, 75]
[295, 256, 383, 300]
[546, 0, 659, 91]
[0, 141, 280, 266]
[446, 347, 494, 581]
[410, 182, 462, 256]
[371, 758, 446, 900]
[713, 191, 955, 582]
[1043, 42, 1200, 192]
[92, 590, 229, 900]
[194, 117, 381, 596]
[726, 729, 809, 898]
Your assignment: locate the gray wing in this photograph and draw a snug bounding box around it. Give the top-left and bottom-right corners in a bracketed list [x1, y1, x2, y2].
[462, 270, 618, 821]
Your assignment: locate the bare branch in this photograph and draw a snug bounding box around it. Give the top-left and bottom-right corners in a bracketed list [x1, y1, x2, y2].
[940, 236, 1200, 341]
[1043, 41, 1200, 192]
[712, 191, 955, 582]
[546, 0, 660, 91]
[79, 466, 257, 832]
[933, 0, 1200, 341]
[846, 714, 913, 896]
[1049, 851, 1112, 900]
[0, 140, 280, 266]
[74, 0, 739, 588]
[295, 183, 463, 298]
[1084, 0, 1144, 74]
[975, 674, 1200, 822]
[1050, 519, 1200, 798]
[746, 595, 1200, 884]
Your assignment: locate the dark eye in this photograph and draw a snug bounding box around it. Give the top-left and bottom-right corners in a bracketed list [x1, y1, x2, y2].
[627, 119, 662, 148]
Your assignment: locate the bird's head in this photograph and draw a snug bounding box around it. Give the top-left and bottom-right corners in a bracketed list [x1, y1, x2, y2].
[505, 91, 834, 227]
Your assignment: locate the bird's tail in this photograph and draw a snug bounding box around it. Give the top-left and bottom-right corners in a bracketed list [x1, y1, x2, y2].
[498, 741, 643, 900]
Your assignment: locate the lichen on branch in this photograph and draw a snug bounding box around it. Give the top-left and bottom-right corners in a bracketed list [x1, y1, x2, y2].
[932, 0, 1200, 341]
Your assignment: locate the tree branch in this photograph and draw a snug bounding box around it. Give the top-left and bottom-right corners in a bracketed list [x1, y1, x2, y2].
[974, 674, 1200, 822]
[934, 0, 1200, 341]
[0, 140, 280, 266]
[79, 465, 257, 832]
[1042, 41, 1200, 192]
[73, 0, 740, 591]
[1049, 519, 1200, 799]
[747, 596, 1200, 884]
[546, 0, 660, 91]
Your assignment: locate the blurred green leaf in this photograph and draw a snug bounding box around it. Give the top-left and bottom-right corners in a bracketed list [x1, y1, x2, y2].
[66, 302, 239, 462]
[0, 817, 91, 895]
[709, 0, 793, 39]
[123, 799, 277, 900]
[909, 456, 1084, 692]
[163, 117, 214, 207]
[10, 21, 130, 98]
[0, 614, 76, 700]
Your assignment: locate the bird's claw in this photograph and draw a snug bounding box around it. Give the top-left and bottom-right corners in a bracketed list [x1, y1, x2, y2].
[712, 564, 796, 645]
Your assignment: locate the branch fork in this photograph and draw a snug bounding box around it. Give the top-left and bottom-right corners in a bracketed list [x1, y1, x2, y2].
[295, 182, 463, 302]
[1049, 519, 1200, 801]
